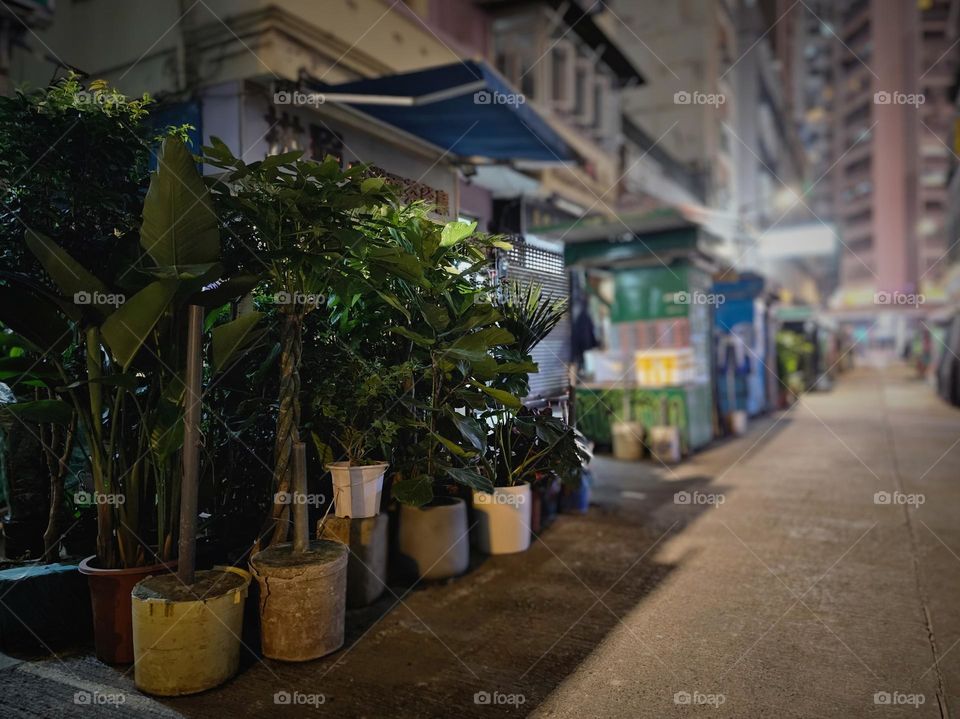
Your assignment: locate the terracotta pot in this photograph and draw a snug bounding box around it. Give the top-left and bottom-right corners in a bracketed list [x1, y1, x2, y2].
[78, 556, 176, 664]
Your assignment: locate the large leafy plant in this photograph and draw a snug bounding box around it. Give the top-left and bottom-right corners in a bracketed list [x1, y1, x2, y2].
[379, 207, 527, 506]
[203, 140, 410, 545]
[0, 74, 183, 559]
[0, 137, 259, 568]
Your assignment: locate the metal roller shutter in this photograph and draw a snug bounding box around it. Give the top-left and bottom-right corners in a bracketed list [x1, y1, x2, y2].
[502, 238, 571, 401]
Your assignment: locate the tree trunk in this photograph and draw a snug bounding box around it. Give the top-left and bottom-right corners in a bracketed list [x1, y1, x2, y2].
[268, 310, 303, 545]
[42, 416, 75, 561]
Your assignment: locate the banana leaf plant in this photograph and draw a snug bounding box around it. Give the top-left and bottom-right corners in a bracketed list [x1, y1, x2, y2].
[202, 139, 409, 546]
[0, 137, 261, 568]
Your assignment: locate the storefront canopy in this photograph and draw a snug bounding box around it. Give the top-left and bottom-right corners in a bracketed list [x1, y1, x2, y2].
[309, 61, 575, 163]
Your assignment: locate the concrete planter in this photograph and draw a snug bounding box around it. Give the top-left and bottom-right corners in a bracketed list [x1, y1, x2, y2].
[472, 483, 531, 554]
[249, 540, 348, 661]
[397, 497, 469, 580]
[648, 425, 681, 464]
[317, 514, 388, 607]
[611, 421, 644, 460]
[131, 567, 250, 696]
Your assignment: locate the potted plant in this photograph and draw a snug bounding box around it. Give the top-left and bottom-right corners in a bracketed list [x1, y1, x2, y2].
[469, 280, 581, 552]
[204, 140, 407, 660]
[312, 349, 407, 519]
[0, 136, 259, 663]
[381, 210, 522, 579]
[474, 407, 589, 552]
[131, 194, 260, 695]
[0, 75, 164, 563]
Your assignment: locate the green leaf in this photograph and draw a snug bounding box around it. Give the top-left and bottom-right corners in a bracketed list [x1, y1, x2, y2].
[141, 136, 220, 269]
[101, 280, 179, 369]
[261, 150, 303, 169]
[392, 476, 434, 506]
[440, 220, 477, 247]
[211, 311, 263, 373]
[422, 303, 450, 331]
[361, 177, 386, 194]
[473, 383, 522, 409]
[311, 432, 335, 466]
[375, 290, 410, 322]
[25, 231, 111, 314]
[0, 399, 73, 425]
[442, 465, 493, 493]
[450, 413, 486, 452]
[389, 326, 435, 347]
[431, 432, 475, 459]
[491, 239, 514, 250]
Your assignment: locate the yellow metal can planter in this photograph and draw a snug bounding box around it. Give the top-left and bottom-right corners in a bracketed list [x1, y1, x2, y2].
[130, 567, 251, 696]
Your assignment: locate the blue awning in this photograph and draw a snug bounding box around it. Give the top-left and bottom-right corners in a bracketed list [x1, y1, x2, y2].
[309, 61, 575, 163]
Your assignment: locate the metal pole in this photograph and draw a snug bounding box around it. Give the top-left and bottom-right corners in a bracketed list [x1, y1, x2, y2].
[292, 441, 309, 554]
[177, 305, 204, 586]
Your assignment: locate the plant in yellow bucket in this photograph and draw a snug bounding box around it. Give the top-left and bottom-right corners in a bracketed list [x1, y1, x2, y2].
[128, 137, 261, 696]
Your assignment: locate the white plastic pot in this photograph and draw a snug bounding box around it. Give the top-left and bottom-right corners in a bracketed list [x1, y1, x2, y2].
[472, 483, 532, 554]
[726, 410, 747, 436]
[328, 461, 388, 518]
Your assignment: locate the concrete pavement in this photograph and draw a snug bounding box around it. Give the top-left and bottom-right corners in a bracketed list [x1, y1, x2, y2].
[2, 362, 959, 717]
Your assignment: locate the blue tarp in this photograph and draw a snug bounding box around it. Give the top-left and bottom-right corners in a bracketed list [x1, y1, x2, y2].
[313, 61, 575, 163]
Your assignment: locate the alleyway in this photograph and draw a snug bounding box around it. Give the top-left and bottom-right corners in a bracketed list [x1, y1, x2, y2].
[3, 362, 960, 718]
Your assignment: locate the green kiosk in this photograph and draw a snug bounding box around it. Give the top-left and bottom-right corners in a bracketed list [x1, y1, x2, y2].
[541, 209, 719, 457]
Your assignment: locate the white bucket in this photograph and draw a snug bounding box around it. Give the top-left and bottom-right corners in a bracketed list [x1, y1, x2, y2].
[472, 483, 532, 554]
[726, 410, 747, 436]
[328, 462, 388, 518]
